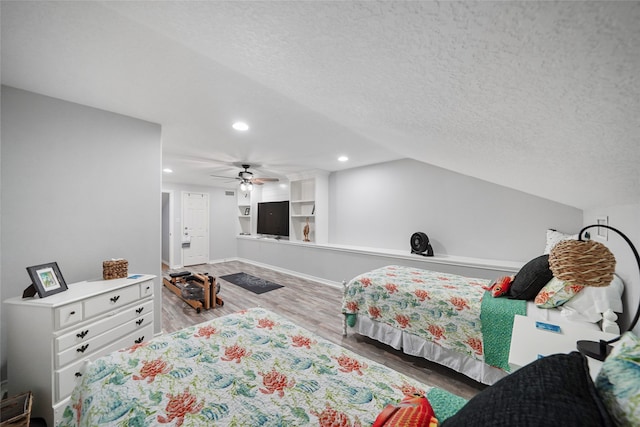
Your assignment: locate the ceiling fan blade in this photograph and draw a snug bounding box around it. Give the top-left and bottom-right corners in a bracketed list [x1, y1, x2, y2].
[251, 177, 279, 184]
[210, 174, 238, 179]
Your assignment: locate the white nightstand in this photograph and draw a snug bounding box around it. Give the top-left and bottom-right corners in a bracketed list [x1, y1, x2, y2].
[508, 314, 618, 379]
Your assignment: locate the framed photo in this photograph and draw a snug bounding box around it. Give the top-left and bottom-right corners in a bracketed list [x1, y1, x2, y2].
[26, 262, 68, 298]
[244, 207, 250, 216]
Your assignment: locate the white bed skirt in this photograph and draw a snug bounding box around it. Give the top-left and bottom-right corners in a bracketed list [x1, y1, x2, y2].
[350, 315, 508, 385]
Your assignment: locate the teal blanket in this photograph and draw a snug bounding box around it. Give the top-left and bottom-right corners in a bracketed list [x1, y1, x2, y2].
[481, 291, 527, 370]
[428, 388, 468, 421]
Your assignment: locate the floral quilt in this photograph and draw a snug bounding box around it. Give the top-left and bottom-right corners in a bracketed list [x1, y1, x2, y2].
[58, 307, 466, 427]
[342, 265, 492, 363]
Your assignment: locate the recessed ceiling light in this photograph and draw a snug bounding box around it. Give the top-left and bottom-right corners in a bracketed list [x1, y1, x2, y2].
[163, 168, 173, 173]
[338, 155, 349, 162]
[232, 121, 249, 131]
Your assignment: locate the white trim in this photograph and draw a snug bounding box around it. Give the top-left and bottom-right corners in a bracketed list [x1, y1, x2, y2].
[161, 189, 175, 269]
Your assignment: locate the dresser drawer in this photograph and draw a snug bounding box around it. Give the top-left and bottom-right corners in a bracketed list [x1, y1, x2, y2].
[56, 358, 87, 403]
[56, 299, 153, 353]
[139, 280, 154, 298]
[56, 311, 153, 367]
[55, 302, 84, 329]
[84, 285, 140, 318]
[55, 323, 153, 402]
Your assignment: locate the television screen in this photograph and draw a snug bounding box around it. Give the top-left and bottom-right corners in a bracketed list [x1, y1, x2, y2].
[257, 201, 289, 238]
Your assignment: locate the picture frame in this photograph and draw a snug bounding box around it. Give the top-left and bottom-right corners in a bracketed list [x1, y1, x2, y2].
[244, 207, 250, 216]
[26, 262, 68, 298]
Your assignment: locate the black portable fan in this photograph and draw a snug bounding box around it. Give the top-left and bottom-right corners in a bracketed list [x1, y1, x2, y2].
[410, 232, 434, 256]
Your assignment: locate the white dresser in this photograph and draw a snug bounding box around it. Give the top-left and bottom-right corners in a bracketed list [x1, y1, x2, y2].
[4, 275, 156, 427]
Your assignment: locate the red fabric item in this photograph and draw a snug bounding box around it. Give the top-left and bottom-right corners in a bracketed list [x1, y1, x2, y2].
[482, 275, 514, 297]
[372, 393, 438, 427]
[490, 276, 513, 297]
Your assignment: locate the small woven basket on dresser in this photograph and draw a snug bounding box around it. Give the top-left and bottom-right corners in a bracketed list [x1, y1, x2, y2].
[0, 391, 32, 427]
[103, 259, 128, 280]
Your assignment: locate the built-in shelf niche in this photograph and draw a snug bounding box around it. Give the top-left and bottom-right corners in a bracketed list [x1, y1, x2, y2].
[288, 172, 328, 243]
[237, 189, 252, 235]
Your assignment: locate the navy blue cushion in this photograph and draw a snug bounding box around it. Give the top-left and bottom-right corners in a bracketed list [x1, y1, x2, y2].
[441, 352, 613, 427]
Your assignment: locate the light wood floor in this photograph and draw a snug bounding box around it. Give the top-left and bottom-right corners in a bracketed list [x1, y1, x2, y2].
[161, 260, 485, 400]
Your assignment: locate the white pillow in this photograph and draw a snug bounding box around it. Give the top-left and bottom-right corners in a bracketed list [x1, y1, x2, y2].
[559, 274, 624, 323]
[543, 229, 578, 254]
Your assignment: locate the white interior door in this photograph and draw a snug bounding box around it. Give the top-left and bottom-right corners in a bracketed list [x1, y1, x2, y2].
[182, 192, 209, 266]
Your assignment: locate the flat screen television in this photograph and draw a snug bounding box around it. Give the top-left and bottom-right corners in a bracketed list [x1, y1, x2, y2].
[257, 201, 289, 238]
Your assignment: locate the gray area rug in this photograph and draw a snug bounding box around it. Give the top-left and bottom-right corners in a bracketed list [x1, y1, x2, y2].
[218, 272, 284, 294]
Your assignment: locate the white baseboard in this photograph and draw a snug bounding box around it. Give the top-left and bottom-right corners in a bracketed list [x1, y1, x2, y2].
[208, 257, 241, 265]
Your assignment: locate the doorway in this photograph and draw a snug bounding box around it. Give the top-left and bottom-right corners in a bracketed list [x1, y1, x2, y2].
[161, 191, 174, 269]
[182, 192, 210, 266]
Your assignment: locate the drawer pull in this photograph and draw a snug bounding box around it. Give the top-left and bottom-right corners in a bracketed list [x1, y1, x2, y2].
[70, 311, 76, 315]
[76, 330, 89, 339]
[76, 344, 89, 353]
[110, 295, 120, 303]
[134, 336, 144, 344]
[75, 372, 82, 378]
[136, 307, 144, 314]
[136, 319, 144, 326]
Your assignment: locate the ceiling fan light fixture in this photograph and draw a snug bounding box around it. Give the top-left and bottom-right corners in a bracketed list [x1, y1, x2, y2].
[239, 179, 253, 192]
[232, 121, 249, 131]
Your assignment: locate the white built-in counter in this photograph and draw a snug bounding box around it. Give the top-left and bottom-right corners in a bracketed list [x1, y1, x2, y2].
[236, 235, 524, 287]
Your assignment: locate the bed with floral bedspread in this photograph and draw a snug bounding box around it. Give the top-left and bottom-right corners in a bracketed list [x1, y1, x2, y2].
[342, 265, 526, 385]
[58, 307, 466, 426]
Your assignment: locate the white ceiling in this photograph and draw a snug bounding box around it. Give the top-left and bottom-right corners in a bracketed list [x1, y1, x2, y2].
[2, 1, 638, 210]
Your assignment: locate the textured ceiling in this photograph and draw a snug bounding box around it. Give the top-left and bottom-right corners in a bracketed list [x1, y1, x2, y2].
[2, 1, 638, 210]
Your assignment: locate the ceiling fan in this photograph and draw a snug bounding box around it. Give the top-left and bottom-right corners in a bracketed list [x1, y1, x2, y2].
[211, 164, 279, 191]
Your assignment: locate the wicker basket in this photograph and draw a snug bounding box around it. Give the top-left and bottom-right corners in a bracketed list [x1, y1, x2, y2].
[1, 391, 32, 427]
[549, 239, 616, 287]
[103, 259, 128, 280]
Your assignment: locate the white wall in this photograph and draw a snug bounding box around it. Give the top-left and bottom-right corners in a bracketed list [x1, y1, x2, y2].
[161, 182, 238, 268]
[0, 86, 162, 379]
[260, 182, 289, 203]
[329, 159, 583, 262]
[239, 158, 584, 289]
[584, 203, 640, 335]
